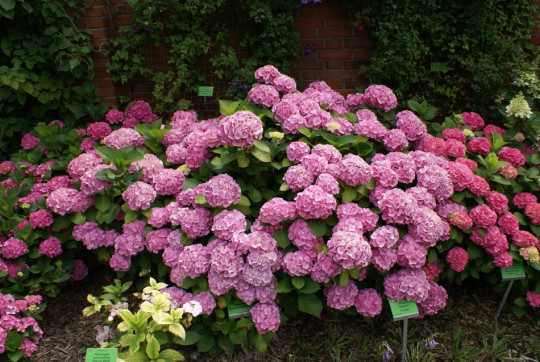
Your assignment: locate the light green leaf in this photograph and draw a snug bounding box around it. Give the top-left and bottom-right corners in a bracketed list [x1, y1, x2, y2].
[250, 148, 271, 162]
[157, 349, 184, 361]
[252, 140, 271, 153]
[297, 293, 323, 318]
[146, 334, 160, 360]
[169, 323, 186, 340]
[291, 276, 305, 290]
[0, 0, 15, 11]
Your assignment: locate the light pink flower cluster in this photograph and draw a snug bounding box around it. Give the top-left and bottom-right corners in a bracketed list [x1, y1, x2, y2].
[67, 152, 102, 181]
[259, 197, 297, 225]
[362, 85, 398, 112]
[2, 238, 28, 259]
[122, 181, 156, 211]
[151, 168, 184, 196]
[417, 281, 447, 317]
[378, 188, 418, 225]
[250, 302, 281, 333]
[327, 231, 371, 269]
[202, 173, 241, 208]
[295, 185, 336, 219]
[247, 84, 280, 108]
[396, 110, 427, 141]
[416, 165, 453, 201]
[384, 268, 431, 303]
[103, 128, 145, 149]
[124, 100, 159, 125]
[46, 187, 93, 215]
[211, 210, 246, 241]
[219, 110, 263, 148]
[353, 109, 387, 140]
[324, 281, 358, 310]
[21, 133, 40, 150]
[354, 288, 383, 317]
[28, 209, 53, 229]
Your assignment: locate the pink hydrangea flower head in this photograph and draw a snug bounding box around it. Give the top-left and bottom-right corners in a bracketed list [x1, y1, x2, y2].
[513, 192, 537, 209]
[301, 154, 328, 176]
[145, 229, 172, 254]
[378, 188, 418, 225]
[105, 108, 124, 124]
[304, 108, 332, 130]
[272, 74, 296, 93]
[467, 137, 491, 155]
[345, 92, 368, 109]
[371, 247, 398, 271]
[421, 136, 448, 156]
[38, 237, 62, 258]
[254, 65, 281, 84]
[21, 133, 40, 150]
[339, 154, 372, 186]
[46, 187, 79, 215]
[383, 268, 430, 303]
[177, 244, 211, 278]
[67, 152, 102, 181]
[468, 175, 491, 196]
[109, 252, 131, 272]
[497, 164, 518, 179]
[446, 246, 468, 272]
[512, 230, 538, 248]
[316, 173, 340, 194]
[259, 197, 297, 225]
[327, 231, 372, 269]
[448, 211, 473, 230]
[288, 219, 319, 250]
[396, 110, 427, 141]
[272, 99, 299, 123]
[385, 152, 416, 184]
[353, 109, 387, 140]
[312, 144, 342, 164]
[211, 209, 247, 241]
[324, 280, 359, 311]
[115, 233, 145, 257]
[498, 146, 526, 167]
[483, 226, 509, 256]
[445, 139, 467, 158]
[295, 185, 336, 219]
[442, 128, 466, 143]
[461, 111, 485, 130]
[174, 207, 213, 239]
[281, 250, 314, 276]
[29, 209, 54, 229]
[525, 203, 540, 225]
[151, 168, 185, 196]
[210, 243, 243, 279]
[363, 84, 398, 112]
[371, 160, 399, 188]
[409, 207, 444, 247]
[80, 164, 115, 196]
[286, 141, 311, 163]
[396, 236, 427, 268]
[250, 302, 281, 334]
[469, 204, 497, 228]
[71, 259, 88, 281]
[417, 281, 448, 318]
[416, 164, 453, 201]
[247, 84, 280, 108]
[485, 191, 509, 215]
[456, 157, 479, 172]
[370, 225, 399, 248]
[282, 113, 308, 134]
[332, 217, 364, 234]
[406, 187, 436, 209]
[203, 174, 241, 208]
[2, 238, 28, 259]
[493, 252, 513, 268]
[87, 122, 112, 140]
[383, 129, 409, 152]
[526, 291, 540, 307]
[497, 212, 520, 235]
[483, 124, 506, 138]
[122, 181, 156, 211]
[219, 110, 263, 148]
[125, 100, 158, 124]
[443, 162, 474, 191]
[283, 164, 314, 191]
[103, 128, 145, 149]
[323, 117, 353, 135]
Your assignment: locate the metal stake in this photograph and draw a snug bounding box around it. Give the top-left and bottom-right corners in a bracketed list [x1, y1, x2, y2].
[495, 279, 515, 320]
[402, 318, 408, 362]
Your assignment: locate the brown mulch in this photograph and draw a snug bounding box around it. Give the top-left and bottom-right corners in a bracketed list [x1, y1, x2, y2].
[30, 272, 540, 361]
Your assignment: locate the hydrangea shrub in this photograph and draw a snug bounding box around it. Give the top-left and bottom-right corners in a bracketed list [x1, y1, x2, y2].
[0, 66, 539, 356]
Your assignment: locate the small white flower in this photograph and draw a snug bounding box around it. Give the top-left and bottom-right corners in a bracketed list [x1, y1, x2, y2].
[182, 300, 202, 317]
[506, 92, 533, 119]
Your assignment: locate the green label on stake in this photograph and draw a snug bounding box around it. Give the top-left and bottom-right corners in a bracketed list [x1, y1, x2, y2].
[389, 299, 419, 321]
[227, 301, 252, 319]
[85, 348, 117, 362]
[430, 62, 448, 72]
[197, 86, 214, 97]
[501, 260, 526, 281]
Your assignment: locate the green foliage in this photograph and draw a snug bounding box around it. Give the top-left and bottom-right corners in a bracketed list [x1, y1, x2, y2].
[106, 0, 301, 115]
[347, 0, 539, 115]
[0, 0, 108, 159]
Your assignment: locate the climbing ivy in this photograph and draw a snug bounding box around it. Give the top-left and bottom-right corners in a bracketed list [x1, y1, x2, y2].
[0, 0, 108, 159]
[105, 0, 301, 115]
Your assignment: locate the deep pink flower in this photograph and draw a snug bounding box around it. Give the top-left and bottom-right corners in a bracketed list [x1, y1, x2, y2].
[485, 191, 509, 215]
[493, 252, 513, 268]
[448, 211, 473, 230]
[442, 128, 466, 143]
[71, 259, 88, 281]
[417, 281, 448, 318]
[456, 158, 478, 172]
[29, 209, 54, 229]
[383, 129, 409, 151]
[467, 137, 491, 155]
[38, 237, 62, 258]
[513, 192, 537, 209]
[468, 175, 491, 196]
[383, 268, 430, 303]
[512, 230, 538, 248]
[105, 109, 124, 124]
[498, 147, 526, 167]
[21, 133, 40, 150]
[446, 247, 468, 272]
[443, 162, 474, 191]
[483, 124, 506, 138]
[2, 238, 28, 259]
[469, 204, 497, 228]
[339, 154, 372, 186]
[378, 188, 418, 225]
[525, 203, 540, 225]
[461, 111, 485, 130]
[526, 291, 540, 308]
[416, 164, 453, 201]
[86, 122, 112, 140]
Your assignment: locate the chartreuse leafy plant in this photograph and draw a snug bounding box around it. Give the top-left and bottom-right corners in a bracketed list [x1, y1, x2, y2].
[0, 0, 108, 159]
[86, 278, 192, 361]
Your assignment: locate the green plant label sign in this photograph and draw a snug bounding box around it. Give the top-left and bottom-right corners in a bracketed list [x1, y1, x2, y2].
[227, 301, 252, 319]
[85, 348, 117, 362]
[197, 86, 214, 97]
[501, 260, 525, 281]
[430, 62, 448, 72]
[389, 299, 419, 321]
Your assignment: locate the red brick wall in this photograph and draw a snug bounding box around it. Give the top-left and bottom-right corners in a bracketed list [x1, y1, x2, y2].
[78, 1, 539, 112]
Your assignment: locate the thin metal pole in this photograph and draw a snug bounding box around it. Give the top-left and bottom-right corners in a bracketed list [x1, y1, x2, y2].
[402, 318, 408, 362]
[495, 279, 515, 320]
